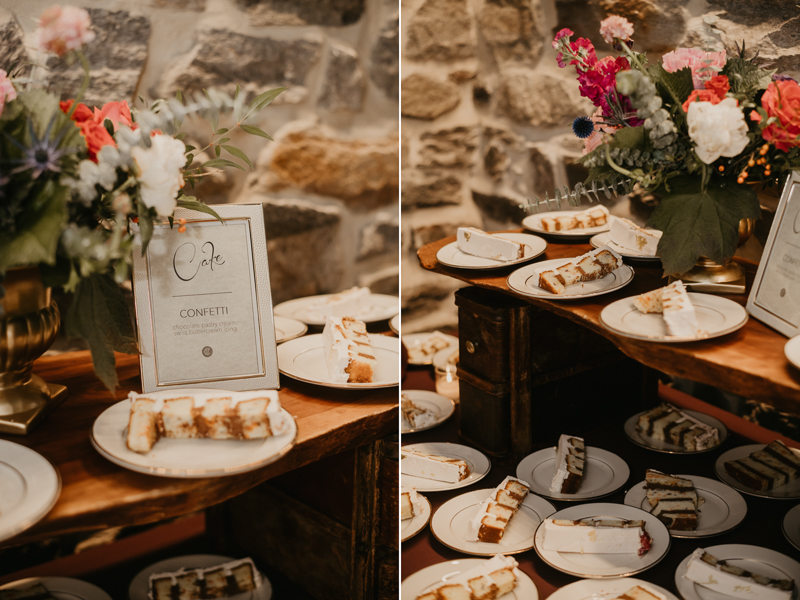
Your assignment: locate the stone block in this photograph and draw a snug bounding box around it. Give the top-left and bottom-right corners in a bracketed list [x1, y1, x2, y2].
[370, 13, 399, 99]
[151, 0, 206, 10]
[401, 74, 460, 120]
[501, 71, 590, 127]
[319, 41, 365, 112]
[358, 264, 399, 296]
[529, 146, 556, 198]
[478, 1, 543, 64]
[418, 126, 478, 169]
[358, 213, 399, 259]
[259, 196, 342, 238]
[404, 0, 475, 61]
[235, 0, 365, 26]
[471, 190, 527, 224]
[402, 171, 464, 209]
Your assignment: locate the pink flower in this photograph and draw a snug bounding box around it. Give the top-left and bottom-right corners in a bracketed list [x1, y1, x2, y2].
[0, 69, 16, 117]
[600, 15, 634, 44]
[93, 101, 135, 131]
[552, 28, 573, 49]
[583, 107, 619, 155]
[36, 5, 95, 57]
[578, 56, 639, 122]
[661, 48, 727, 89]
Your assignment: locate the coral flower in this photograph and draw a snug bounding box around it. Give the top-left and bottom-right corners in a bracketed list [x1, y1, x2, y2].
[93, 101, 135, 131]
[662, 48, 726, 89]
[0, 69, 16, 117]
[60, 99, 115, 162]
[600, 15, 634, 44]
[759, 80, 800, 151]
[36, 5, 95, 57]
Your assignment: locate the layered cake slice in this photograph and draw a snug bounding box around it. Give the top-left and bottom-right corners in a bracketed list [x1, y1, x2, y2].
[401, 487, 425, 521]
[0, 584, 58, 600]
[645, 470, 702, 531]
[610, 586, 668, 600]
[542, 517, 651, 555]
[457, 227, 525, 261]
[550, 434, 585, 494]
[401, 448, 470, 483]
[406, 331, 450, 363]
[149, 557, 261, 600]
[609, 217, 662, 255]
[415, 554, 518, 600]
[634, 281, 699, 337]
[322, 316, 376, 383]
[636, 403, 719, 451]
[684, 548, 794, 600]
[401, 394, 438, 429]
[535, 246, 623, 294]
[469, 476, 531, 543]
[320, 286, 371, 317]
[540, 205, 609, 232]
[126, 390, 290, 454]
[724, 440, 800, 492]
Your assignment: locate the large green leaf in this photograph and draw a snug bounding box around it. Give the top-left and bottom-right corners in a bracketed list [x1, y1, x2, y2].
[65, 273, 138, 392]
[647, 175, 761, 276]
[609, 126, 646, 150]
[649, 64, 693, 108]
[177, 199, 223, 221]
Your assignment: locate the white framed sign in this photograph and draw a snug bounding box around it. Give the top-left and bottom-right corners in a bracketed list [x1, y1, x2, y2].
[747, 171, 800, 338]
[131, 203, 279, 392]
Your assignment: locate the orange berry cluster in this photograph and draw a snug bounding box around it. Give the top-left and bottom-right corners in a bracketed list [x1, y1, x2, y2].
[737, 144, 771, 184]
[178, 217, 187, 233]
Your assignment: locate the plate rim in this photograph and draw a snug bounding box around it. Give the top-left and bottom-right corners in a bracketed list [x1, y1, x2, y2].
[545, 576, 680, 600]
[390, 313, 400, 335]
[507, 259, 634, 300]
[590, 232, 661, 261]
[429, 487, 556, 556]
[782, 503, 800, 552]
[0, 576, 113, 600]
[436, 233, 547, 270]
[599, 293, 749, 343]
[273, 315, 308, 344]
[522, 212, 615, 238]
[401, 390, 456, 434]
[401, 492, 432, 542]
[515, 446, 630, 501]
[623, 409, 728, 455]
[715, 443, 800, 499]
[272, 293, 399, 326]
[401, 442, 491, 493]
[623, 474, 748, 538]
[400, 558, 538, 600]
[785, 335, 800, 370]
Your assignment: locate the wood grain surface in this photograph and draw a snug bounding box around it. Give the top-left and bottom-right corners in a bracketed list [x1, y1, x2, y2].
[418, 232, 800, 412]
[0, 350, 397, 548]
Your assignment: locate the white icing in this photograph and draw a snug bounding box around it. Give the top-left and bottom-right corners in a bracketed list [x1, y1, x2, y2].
[684, 549, 792, 600]
[317, 286, 371, 317]
[662, 281, 699, 337]
[400, 449, 467, 483]
[549, 434, 583, 494]
[468, 475, 530, 542]
[609, 217, 662, 255]
[542, 519, 645, 554]
[129, 390, 279, 412]
[322, 317, 352, 383]
[401, 486, 425, 518]
[457, 227, 524, 261]
[423, 554, 518, 597]
[534, 245, 622, 290]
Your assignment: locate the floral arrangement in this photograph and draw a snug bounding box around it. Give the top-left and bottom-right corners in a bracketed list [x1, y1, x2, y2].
[0, 6, 283, 390]
[531, 15, 800, 275]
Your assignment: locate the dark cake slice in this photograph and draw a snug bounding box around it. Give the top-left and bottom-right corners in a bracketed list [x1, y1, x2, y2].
[645, 469, 701, 531]
[724, 440, 800, 492]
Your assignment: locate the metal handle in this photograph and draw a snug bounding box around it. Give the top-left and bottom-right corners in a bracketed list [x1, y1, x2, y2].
[466, 341, 477, 354]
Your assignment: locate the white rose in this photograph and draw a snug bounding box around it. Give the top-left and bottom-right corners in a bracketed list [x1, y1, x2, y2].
[131, 134, 186, 216]
[686, 98, 749, 164]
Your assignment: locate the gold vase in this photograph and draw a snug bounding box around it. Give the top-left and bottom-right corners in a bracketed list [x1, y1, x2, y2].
[673, 218, 756, 288]
[0, 266, 67, 434]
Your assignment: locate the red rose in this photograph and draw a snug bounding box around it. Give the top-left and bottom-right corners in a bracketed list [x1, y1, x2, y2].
[682, 89, 722, 113]
[60, 99, 94, 123]
[761, 80, 800, 151]
[704, 75, 730, 100]
[77, 119, 115, 161]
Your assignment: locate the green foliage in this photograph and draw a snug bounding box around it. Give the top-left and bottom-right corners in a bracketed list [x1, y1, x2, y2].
[177, 198, 222, 221]
[647, 175, 761, 275]
[609, 126, 647, 150]
[221, 145, 253, 169]
[240, 124, 273, 140]
[201, 158, 245, 171]
[136, 198, 154, 253]
[648, 64, 693, 109]
[723, 57, 774, 98]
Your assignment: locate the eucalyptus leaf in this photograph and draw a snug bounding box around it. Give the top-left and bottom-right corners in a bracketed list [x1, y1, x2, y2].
[201, 158, 245, 171]
[240, 124, 273, 140]
[215, 145, 221, 158]
[177, 199, 223, 221]
[248, 87, 286, 113]
[221, 145, 253, 169]
[215, 128, 229, 135]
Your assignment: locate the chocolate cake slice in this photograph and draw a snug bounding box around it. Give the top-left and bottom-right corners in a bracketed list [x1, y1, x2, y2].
[724, 440, 800, 492]
[645, 469, 702, 530]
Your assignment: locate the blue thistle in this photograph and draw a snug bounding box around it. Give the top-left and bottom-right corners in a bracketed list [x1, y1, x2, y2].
[572, 116, 595, 139]
[5, 116, 74, 179]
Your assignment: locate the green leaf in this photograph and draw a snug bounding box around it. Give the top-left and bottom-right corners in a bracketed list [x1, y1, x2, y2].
[214, 128, 229, 135]
[218, 137, 230, 145]
[176, 89, 183, 103]
[609, 126, 647, 150]
[240, 124, 273, 140]
[648, 64, 693, 108]
[234, 84, 240, 100]
[64, 273, 138, 392]
[175, 132, 186, 141]
[215, 145, 221, 158]
[201, 158, 245, 171]
[221, 145, 253, 169]
[723, 58, 774, 97]
[248, 87, 286, 113]
[137, 199, 154, 253]
[184, 145, 196, 152]
[647, 175, 761, 276]
[177, 199, 223, 221]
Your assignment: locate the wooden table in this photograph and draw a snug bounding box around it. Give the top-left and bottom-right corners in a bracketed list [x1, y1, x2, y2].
[418, 233, 800, 413]
[1, 350, 397, 548]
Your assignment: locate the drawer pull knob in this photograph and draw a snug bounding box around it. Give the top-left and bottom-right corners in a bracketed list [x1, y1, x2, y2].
[466, 341, 477, 353]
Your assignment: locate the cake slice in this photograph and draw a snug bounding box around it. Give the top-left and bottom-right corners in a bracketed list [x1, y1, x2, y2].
[609, 217, 662, 255]
[684, 548, 794, 600]
[610, 585, 668, 600]
[550, 434, 585, 494]
[415, 555, 518, 600]
[634, 281, 699, 337]
[535, 246, 623, 294]
[457, 227, 525, 261]
[406, 331, 451, 363]
[322, 316, 376, 383]
[540, 206, 609, 232]
[469, 476, 530, 543]
[401, 394, 438, 429]
[542, 517, 651, 555]
[125, 390, 290, 454]
[320, 286, 371, 317]
[541, 215, 577, 232]
[645, 470, 702, 531]
[724, 440, 800, 492]
[401, 448, 470, 482]
[636, 403, 719, 451]
[400, 487, 425, 521]
[149, 557, 261, 600]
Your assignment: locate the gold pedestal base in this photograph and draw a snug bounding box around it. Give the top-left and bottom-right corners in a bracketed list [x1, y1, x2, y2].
[0, 375, 68, 435]
[671, 257, 746, 294]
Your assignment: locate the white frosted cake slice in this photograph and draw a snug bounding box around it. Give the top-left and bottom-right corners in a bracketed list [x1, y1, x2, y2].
[320, 286, 371, 317]
[401, 394, 438, 429]
[609, 217, 662, 255]
[610, 585, 668, 600]
[535, 246, 623, 294]
[322, 316, 376, 383]
[126, 390, 290, 454]
[401, 448, 470, 483]
[684, 548, 794, 600]
[550, 434, 585, 494]
[469, 476, 530, 543]
[542, 517, 651, 555]
[634, 281, 699, 337]
[456, 227, 525, 261]
[540, 205, 609, 232]
[400, 487, 425, 521]
[149, 557, 261, 600]
[415, 554, 518, 600]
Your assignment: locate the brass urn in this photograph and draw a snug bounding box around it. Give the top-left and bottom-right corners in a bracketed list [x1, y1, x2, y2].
[0, 266, 67, 434]
[674, 218, 756, 288]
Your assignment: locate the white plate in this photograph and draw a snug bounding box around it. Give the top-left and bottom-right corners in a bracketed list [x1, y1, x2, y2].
[624, 474, 747, 538]
[401, 390, 456, 433]
[402, 331, 458, 366]
[432, 346, 459, 371]
[430, 488, 556, 555]
[91, 390, 297, 478]
[623, 409, 728, 454]
[273, 293, 399, 326]
[273, 316, 308, 344]
[390, 313, 400, 335]
[0, 439, 60, 544]
[401, 558, 538, 600]
[715, 444, 800, 499]
[786, 335, 800, 370]
[277, 333, 399, 389]
[533, 503, 671, 579]
[516, 446, 630, 501]
[129, 554, 272, 600]
[590, 232, 661, 261]
[522, 211, 615, 238]
[600, 293, 748, 342]
[674, 544, 800, 600]
[401, 442, 491, 492]
[0, 577, 112, 600]
[547, 577, 680, 600]
[436, 233, 547, 269]
[401, 491, 432, 542]
[507, 259, 634, 300]
[783, 503, 800, 552]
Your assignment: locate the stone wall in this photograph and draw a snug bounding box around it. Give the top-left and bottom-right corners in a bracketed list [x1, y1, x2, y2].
[2, 0, 399, 304]
[400, 0, 800, 333]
